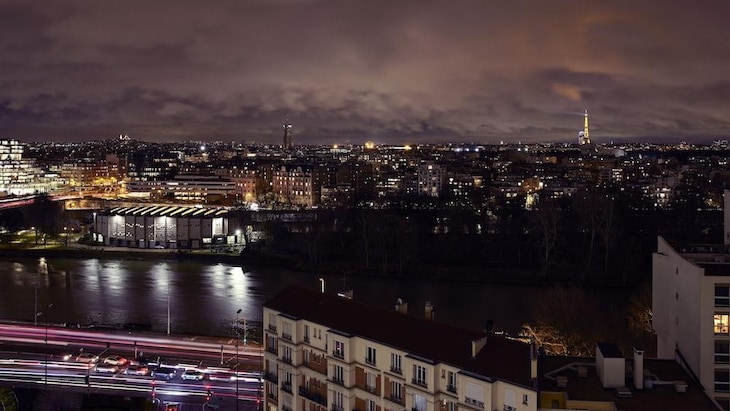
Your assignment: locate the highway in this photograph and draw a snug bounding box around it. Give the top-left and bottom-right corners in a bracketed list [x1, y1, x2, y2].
[0, 323, 263, 410]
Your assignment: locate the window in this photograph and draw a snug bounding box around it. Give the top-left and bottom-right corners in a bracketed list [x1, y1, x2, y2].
[523, 394, 529, 405]
[716, 314, 730, 335]
[717, 369, 730, 393]
[334, 340, 345, 358]
[447, 371, 456, 392]
[718, 285, 730, 307]
[391, 381, 402, 401]
[304, 325, 310, 342]
[334, 391, 344, 408]
[266, 335, 277, 353]
[268, 313, 277, 331]
[390, 353, 402, 373]
[413, 364, 427, 387]
[366, 372, 376, 392]
[715, 397, 730, 411]
[282, 321, 292, 340]
[283, 345, 292, 363]
[366, 346, 377, 365]
[333, 364, 344, 384]
[717, 341, 730, 364]
[366, 399, 376, 411]
[303, 350, 310, 365]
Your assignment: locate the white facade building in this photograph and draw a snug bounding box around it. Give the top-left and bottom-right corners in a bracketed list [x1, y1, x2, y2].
[263, 286, 537, 411]
[653, 190, 730, 409]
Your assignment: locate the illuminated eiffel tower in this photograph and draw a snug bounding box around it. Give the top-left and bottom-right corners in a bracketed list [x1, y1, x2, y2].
[578, 109, 591, 145]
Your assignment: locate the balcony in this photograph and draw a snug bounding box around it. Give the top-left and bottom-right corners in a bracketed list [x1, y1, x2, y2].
[447, 384, 457, 394]
[281, 333, 292, 342]
[331, 377, 345, 386]
[268, 324, 277, 333]
[267, 392, 278, 402]
[365, 357, 376, 367]
[411, 378, 428, 388]
[332, 350, 345, 359]
[304, 336, 310, 343]
[299, 386, 327, 406]
[281, 381, 293, 394]
[266, 346, 278, 355]
[282, 356, 293, 365]
[390, 367, 402, 375]
[465, 397, 485, 408]
[365, 385, 376, 394]
[264, 372, 278, 383]
[388, 394, 403, 405]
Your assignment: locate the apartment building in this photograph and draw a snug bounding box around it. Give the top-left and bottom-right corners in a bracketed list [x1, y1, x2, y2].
[263, 286, 537, 411]
[652, 190, 730, 410]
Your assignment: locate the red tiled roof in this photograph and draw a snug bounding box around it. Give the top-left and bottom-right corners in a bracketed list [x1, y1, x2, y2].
[265, 285, 534, 388]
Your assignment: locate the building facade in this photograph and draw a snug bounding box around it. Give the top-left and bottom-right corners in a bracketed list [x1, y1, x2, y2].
[93, 205, 243, 249]
[653, 191, 730, 410]
[263, 286, 537, 411]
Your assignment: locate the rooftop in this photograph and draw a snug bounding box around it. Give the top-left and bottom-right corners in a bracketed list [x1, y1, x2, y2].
[265, 285, 534, 388]
[102, 205, 228, 218]
[538, 356, 717, 411]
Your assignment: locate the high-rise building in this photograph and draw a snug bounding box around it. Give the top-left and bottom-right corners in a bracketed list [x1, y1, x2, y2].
[283, 123, 293, 149]
[652, 190, 730, 409]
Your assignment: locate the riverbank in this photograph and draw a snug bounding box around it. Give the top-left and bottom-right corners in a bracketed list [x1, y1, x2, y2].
[0, 244, 642, 288]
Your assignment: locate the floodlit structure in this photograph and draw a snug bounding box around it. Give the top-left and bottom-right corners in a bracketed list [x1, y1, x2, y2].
[578, 110, 591, 145]
[283, 124, 293, 149]
[93, 205, 242, 249]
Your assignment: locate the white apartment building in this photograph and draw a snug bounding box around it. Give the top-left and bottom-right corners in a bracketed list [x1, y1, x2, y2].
[652, 190, 730, 410]
[263, 286, 538, 411]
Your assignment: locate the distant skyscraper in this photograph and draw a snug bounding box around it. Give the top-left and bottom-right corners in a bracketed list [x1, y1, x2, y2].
[283, 123, 292, 149]
[578, 109, 591, 145]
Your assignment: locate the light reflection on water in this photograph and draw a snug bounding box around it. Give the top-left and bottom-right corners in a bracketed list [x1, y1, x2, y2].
[0, 257, 631, 337]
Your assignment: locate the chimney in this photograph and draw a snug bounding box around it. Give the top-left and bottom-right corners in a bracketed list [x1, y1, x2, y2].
[471, 336, 487, 358]
[530, 341, 538, 380]
[425, 301, 435, 320]
[633, 347, 644, 390]
[395, 298, 408, 314]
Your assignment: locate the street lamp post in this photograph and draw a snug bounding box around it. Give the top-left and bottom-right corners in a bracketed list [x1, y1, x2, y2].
[167, 269, 171, 335]
[236, 308, 242, 411]
[63, 226, 68, 247]
[37, 303, 53, 389]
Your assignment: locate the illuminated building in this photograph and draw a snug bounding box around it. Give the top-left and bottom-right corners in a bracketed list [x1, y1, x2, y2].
[578, 110, 591, 145]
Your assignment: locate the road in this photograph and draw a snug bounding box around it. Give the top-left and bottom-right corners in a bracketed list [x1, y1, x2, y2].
[0, 323, 263, 410]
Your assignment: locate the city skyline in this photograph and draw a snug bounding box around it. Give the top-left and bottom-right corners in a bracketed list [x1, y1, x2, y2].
[1, 1, 729, 144]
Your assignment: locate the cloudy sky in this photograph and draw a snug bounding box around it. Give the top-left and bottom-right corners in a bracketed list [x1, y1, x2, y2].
[1, 0, 729, 144]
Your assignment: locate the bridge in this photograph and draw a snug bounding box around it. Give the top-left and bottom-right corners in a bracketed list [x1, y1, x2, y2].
[0, 323, 263, 410]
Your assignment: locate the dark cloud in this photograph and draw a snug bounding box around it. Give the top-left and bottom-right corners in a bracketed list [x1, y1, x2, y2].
[0, 0, 729, 144]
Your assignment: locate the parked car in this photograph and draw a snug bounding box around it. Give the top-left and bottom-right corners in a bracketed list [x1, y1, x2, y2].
[151, 366, 177, 380]
[103, 355, 128, 366]
[181, 369, 205, 381]
[75, 353, 99, 364]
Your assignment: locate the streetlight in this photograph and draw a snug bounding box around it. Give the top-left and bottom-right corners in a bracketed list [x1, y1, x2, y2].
[63, 226, 68, 247]
[167, 269, 171, 335]
[37, 303, 53, 389]
[235, 308, 242, 411]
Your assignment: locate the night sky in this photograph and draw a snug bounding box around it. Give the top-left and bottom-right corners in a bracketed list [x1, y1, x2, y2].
[1, 1, 729, 144]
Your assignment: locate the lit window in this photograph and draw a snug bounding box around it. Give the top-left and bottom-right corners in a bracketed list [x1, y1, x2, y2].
[716, 314, 730, 335]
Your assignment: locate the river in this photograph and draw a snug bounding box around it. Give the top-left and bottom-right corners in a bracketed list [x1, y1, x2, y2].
[0, 257, 630, 337]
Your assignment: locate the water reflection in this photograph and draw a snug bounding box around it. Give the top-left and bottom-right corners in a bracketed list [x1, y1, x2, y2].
[0, 258, 630, 337]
